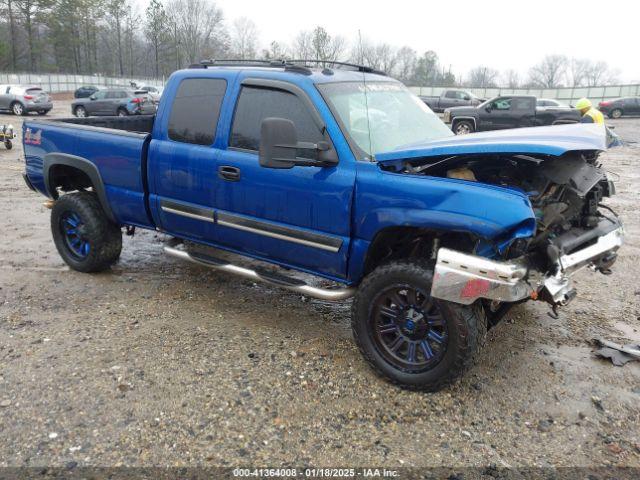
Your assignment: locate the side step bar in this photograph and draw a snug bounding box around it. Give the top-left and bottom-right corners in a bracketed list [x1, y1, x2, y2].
[164, 244, 355, 301]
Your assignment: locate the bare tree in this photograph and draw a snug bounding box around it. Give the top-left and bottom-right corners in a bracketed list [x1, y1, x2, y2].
[395, 46, 416, 83]
[310, 26, 344, 63]
[291, 30, 313, 59]
[0, 0, 19, 69]
[166, 0, 227, 65]
[14, 0, 52, 70]
[107, 0, 127, 75]
[584, 60, 618, 86]
[145, 0, 168, 77]
[528, 54, 568, 88]
[502, 69, 520, 88]
[230, 17, 258, 59]
[568, 58, 590, 87]
[356, 41, 397, 73]
[466, 66, 499, 87]
[261, 41, 288, 61]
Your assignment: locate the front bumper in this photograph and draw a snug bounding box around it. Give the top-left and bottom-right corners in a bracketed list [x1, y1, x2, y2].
[431, 224, 624, 306]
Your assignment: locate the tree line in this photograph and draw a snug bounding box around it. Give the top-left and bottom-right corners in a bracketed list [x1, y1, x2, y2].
[0, 0, 622, 87]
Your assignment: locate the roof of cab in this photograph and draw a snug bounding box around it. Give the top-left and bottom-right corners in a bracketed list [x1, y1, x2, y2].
[172, 65, 397, 85]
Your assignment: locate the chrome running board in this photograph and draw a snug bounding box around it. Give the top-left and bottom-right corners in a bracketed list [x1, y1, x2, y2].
[164, 244, 355, 301]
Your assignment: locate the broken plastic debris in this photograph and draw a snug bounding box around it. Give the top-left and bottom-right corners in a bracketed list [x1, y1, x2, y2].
[593, 338, 640, 366]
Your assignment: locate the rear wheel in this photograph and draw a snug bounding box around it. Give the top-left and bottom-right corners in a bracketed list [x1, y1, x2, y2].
[51, 192, 122, 273]
[11, 102, 25, 116]
[117, 108, 128, 117]
[37, 110, 47, 115]
[4, 140, 12, 150]
[609, 108, 623, 119]
[453, 120, 474, 135]
[74, 106, 87, 118]
[351, 260, 486, 391]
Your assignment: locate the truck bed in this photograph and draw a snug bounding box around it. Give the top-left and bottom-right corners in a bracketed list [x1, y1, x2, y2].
[53, 114, 155, 134]
[23, 115, 155, 229]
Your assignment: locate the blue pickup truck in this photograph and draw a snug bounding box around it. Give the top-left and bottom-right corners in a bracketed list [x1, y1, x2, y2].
[22, 60, 624, 391]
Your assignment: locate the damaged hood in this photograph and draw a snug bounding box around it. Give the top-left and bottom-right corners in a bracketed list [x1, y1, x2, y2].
[375, 123, 607, 166]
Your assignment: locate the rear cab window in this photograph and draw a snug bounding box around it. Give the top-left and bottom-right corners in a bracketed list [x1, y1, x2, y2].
[229, 85, 323, 159]
[168, 78, 227, 146]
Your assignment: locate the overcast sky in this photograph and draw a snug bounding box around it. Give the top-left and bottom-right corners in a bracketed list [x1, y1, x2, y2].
[214, 0, 640, 83]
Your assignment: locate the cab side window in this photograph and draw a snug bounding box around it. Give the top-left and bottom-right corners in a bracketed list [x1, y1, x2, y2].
[230, 86, 323, 159]
[168, 78, 227, 146]
[492, 98, 512, 110]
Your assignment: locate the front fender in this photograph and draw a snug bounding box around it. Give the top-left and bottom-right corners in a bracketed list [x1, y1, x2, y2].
[348, 163, 536, 282]
[354, 163, 535, 241]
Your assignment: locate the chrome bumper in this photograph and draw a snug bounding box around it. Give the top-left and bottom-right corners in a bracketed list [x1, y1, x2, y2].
[430, 226, 624, 306]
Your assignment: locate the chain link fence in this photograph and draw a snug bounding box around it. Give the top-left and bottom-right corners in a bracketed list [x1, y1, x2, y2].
[408, 84, 640, 105]
[0, 72, 165, 93]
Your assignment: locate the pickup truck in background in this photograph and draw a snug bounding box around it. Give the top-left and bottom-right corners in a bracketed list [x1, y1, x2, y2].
[419, 89, 482, 112]
[445, 95, 581, 134]
[22, 61, 623, 391]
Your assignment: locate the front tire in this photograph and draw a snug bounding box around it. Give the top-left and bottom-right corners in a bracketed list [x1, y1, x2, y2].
[11, 102, 25, 116]
[609, 108, 623, 119]
[74, 106, 87, 118]
[453, 120, 474, 135]
[4, 140, 12, 150]
[51, 192, 122, 273]
[351, 260, 486, 391]
[117, 108, 128, 117]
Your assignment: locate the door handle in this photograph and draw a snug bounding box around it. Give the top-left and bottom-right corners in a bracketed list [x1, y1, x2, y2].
[218, 165, 241, 182]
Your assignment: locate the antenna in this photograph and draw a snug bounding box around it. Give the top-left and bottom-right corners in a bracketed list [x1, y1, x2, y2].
[358, 30, 374, 161]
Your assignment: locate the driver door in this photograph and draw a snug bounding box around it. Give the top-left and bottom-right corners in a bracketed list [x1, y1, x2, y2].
[212, 77, 355, 279]
[479, 97, 513, 130]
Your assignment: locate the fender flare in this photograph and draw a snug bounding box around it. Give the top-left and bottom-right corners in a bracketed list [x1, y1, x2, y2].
[43, 153, 117, 223]
[451, 116, 477, 131]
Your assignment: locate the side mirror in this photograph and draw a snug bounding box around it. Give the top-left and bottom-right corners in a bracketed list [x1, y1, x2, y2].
[463, 95, 471, 100]
[485, 105, 492, 113]
[259, 117, 338, 169]
[89, 94, 97, 100]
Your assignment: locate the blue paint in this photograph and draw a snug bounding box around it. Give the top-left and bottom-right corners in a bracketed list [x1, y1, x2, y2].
[22, 66, 608, 285]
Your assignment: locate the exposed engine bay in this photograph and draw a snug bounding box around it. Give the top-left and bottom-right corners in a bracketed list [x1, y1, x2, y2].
[388, 151, 623, 311]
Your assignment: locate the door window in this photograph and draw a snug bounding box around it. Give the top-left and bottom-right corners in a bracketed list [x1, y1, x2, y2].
[513, 98, 534, 110]
[230, 86, 323, 159]
[491, 98, 512, 110]
[92, 91, 106, 100]
[168, 78, 227, 146]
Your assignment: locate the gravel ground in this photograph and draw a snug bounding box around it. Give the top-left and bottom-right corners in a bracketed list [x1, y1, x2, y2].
[0, 102, 639, 469]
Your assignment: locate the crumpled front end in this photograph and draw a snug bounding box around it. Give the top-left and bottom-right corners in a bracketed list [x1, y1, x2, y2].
[431, 218, 624, 307]
[416, 148, 624, 309]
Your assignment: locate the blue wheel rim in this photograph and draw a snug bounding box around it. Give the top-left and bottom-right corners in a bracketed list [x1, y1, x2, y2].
[60, 212, 90, 259]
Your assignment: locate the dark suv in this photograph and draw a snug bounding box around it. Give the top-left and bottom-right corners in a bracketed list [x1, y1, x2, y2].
[598, 97, 640, 119]
[71, 89, 156, 117]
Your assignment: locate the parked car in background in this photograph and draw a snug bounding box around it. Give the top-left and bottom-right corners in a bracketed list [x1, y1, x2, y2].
[71, 89, 156, 117]
[74, 85, 100, 98]
[444, 95, 581, 134]
[137, 85, 163, 104]
[598, 97, 640, 119]
[0, 85, 53, 116]
[536, 98, 570, 108]
[420, 89, 482, 112]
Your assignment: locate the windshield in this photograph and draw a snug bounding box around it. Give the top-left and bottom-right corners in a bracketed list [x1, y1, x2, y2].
[318, 81, 453, 158]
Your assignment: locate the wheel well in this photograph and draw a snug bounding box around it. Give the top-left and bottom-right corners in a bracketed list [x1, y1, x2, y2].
[117, 107, 128, 113]
[452, 118, 475, 130]
[48, 164, 93, 198]
[363, 227, 476, 275]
